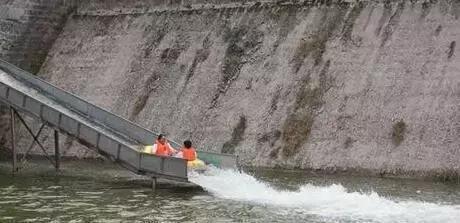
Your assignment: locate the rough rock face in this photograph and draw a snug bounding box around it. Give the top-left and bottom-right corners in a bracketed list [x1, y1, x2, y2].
[0, 0, 76, 73]
[2, 0, 460, 177]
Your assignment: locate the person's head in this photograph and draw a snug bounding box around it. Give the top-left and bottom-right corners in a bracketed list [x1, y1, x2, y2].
[183, 140, 192, 149]
[157, 134, 166, 144]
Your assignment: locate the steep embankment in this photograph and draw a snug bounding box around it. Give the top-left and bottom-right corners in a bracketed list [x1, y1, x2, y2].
[5, 0, 460, 177]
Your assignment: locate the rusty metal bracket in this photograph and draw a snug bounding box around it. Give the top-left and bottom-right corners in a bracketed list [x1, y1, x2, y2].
[10, 108, 56, 172]
[18, 123, 46, 168]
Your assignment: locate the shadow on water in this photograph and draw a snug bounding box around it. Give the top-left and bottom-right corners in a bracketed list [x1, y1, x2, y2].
[0, 158, 203, 191]
[0, 159, 209, 222]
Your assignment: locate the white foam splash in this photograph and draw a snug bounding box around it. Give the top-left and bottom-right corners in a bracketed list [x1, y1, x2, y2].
[189, 167, 460, 223]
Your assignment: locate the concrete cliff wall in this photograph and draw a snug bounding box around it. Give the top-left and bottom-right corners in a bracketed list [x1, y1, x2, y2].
[0, 0, 76, 73]
[4, 0, 460, 178]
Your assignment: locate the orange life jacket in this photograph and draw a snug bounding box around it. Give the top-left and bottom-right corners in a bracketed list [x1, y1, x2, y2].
[155, 140, 172, 156]
[181, 147, 196, 161]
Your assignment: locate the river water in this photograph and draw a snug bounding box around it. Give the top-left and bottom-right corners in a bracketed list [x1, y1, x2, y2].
[0, 160, 459, 223]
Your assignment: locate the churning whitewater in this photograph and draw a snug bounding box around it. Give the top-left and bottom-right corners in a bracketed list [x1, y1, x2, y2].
[189, 168, 460, 223]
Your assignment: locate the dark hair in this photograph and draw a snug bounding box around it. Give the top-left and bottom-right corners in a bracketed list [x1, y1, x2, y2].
[157, 134, 165, 140]
[183, 140, 192, 148]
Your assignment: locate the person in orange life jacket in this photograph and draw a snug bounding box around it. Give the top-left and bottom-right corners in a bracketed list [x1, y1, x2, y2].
[175, 140, 197, 161]
[152, 134, 177, 156]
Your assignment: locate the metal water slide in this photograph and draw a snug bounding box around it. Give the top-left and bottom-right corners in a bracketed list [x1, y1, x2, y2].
[0, 59, 237, 182]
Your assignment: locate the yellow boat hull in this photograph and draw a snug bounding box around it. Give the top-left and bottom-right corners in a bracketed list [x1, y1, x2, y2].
[187, 159, 206, 170]
[142, 145, 153, 154]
